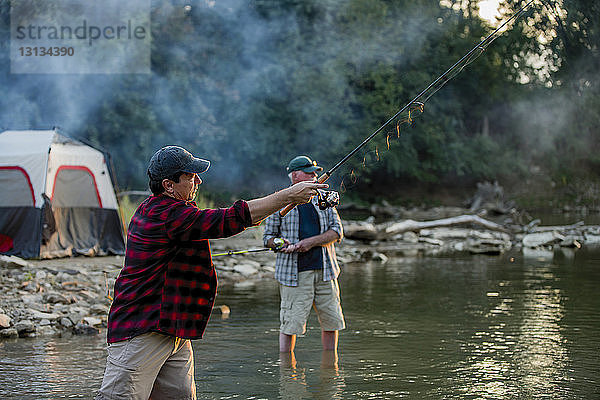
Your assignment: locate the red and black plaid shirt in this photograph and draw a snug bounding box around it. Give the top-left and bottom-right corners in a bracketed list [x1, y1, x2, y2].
[107, 195, 252, 343]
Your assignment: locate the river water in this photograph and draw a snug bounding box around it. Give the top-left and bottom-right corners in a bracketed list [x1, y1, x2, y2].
[1, 247, 599, 399]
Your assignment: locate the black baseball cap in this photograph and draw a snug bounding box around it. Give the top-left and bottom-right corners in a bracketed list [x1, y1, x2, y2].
[147, 146, 210, 181]
[286, 155, 323, 173]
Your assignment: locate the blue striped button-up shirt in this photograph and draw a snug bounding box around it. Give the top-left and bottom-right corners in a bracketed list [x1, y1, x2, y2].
[263, 197, 343, 286]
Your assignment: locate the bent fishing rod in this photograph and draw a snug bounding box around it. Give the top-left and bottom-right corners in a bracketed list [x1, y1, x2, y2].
[281, 0, 536, 216]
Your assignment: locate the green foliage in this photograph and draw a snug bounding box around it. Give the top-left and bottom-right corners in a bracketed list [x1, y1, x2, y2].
[117, 195, 139, 231]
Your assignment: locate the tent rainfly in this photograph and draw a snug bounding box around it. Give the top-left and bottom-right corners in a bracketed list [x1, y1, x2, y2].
[0, 130, 125, 258]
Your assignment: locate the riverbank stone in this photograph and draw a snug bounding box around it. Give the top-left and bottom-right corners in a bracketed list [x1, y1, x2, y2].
[90, 304, 109, 315]
[37, 325, 59, 337]
[15, 319, 35, 336]
[30, 310, 61, 321]
[0, 313, 11, 328]
[0, 255, 32, 269]
[0, 328, 18, 338]
[43, 293, 71, 304]
[83, 316, 102, 326]
[73, 322, 99, 335]
[233, 262, 260, 277]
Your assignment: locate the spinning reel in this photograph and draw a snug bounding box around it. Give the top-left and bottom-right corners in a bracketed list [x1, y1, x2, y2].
[316, 189, 340, 210]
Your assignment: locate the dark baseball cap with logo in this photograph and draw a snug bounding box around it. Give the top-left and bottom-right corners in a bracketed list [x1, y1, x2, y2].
[286, 155, 323, 173]
[147, 145, 210, 181]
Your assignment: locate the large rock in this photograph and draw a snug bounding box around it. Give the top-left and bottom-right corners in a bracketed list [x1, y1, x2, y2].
[0, 313, 11, 328]
[402, 231, 419, 243]
[37, 325, 58, 337]
[522, 231, 565, 248]
[233, 262, 259, 277]
[14, 319, 35, 336]
[43, 293, 71, 304]
[0, 328, 18, 338]
[90, 304, 109, 315]
[83, 316, 103, 326]
[73, 322, 99, 335]
[29, 310, 61, 321]
[0, 255, 32, 269]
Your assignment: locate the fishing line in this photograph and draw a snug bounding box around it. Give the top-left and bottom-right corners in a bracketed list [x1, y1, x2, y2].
[281, 0, 536, 214]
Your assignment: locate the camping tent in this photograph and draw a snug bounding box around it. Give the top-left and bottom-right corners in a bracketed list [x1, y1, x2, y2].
[0, 129, 125, 258]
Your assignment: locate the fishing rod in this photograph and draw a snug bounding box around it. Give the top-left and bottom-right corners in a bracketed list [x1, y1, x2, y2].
[212, 238, 285, 257]
[281, 0, 536, 216]
[212, 247, 273, 257]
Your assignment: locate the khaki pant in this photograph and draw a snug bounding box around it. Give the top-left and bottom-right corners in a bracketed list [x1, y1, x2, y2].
[96, 332, 196, 400]
[280, 270, 345, 335]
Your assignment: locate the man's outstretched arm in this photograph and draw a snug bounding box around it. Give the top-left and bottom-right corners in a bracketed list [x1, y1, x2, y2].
[247, 181, 328, 224]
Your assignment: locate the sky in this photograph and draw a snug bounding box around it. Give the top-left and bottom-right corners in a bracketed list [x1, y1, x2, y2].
[478, 0, 502, 24]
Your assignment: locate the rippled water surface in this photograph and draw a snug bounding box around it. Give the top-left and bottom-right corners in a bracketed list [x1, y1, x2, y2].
[1, 248, 599, 399]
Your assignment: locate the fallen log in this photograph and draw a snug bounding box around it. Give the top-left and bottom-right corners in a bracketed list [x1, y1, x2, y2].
[385, 214, 508, 235]
[343, 220, 378, 240]
[528, 221, 584, 233]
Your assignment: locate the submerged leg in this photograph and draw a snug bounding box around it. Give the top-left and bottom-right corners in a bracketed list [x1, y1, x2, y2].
[321, 330, 338, 351]
[279, 333, 297, 353]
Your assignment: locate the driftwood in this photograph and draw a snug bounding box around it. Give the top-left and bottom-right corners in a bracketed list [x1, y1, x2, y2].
[385, 214, 508, 235]
[528, 221, 584, 232]
[342, 221, 378, 240]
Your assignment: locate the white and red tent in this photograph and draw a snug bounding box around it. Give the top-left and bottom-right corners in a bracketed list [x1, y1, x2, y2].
[0, 129, 125, 258]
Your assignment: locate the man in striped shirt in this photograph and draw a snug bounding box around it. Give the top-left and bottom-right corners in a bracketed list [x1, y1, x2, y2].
[96, 146, 327, 400]
[263, 155, 345, 355]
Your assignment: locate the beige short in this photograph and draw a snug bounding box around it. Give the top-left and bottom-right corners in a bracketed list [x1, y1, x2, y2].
[96, 332, 196, 400]
[279, 270, 345, 336]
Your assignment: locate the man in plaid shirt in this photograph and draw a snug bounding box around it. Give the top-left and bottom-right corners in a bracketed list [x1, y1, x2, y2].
[263, 155, 345, 355]
[96, 146, 327, 400]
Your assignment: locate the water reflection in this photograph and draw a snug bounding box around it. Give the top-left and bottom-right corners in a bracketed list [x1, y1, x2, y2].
[279, 352, 309, 399]
[278, 350, 345, 400]
[0, 334, 106, 399]
[516, 264, 568, 395]
[454, 260, 569, 399]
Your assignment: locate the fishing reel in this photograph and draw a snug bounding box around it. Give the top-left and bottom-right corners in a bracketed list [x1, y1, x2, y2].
[272, 237, 285, 251]
[317, 189, 340, 210]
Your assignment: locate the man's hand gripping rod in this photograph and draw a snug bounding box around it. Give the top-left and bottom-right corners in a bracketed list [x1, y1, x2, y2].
[280, 172, 331, 216]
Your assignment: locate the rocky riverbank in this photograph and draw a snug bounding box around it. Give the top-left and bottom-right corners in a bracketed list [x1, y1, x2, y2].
[1, 204, 599, 340]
